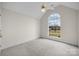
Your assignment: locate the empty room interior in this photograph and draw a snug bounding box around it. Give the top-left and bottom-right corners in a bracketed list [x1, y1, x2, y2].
[0, 2, 79, 56]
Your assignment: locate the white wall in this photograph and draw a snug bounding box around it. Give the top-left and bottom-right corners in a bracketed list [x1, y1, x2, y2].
[77, 11, 79, 46]
[0, 15, 1, 45]
[0, 15, 1, 55]
[57, 5, 77, 45]
[0, 17, 1, 55]
[40, 5, 78, 46]
[40, 10, 51, 38]
[76, 10, 79, 55]
[1, 8, 39, 49]
[77, 11, 79, 55]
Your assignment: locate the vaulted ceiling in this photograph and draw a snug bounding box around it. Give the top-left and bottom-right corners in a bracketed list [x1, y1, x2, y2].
[2, 2, 79, 19]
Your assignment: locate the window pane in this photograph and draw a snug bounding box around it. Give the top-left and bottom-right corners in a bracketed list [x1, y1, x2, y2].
[48, 13, 61, 38]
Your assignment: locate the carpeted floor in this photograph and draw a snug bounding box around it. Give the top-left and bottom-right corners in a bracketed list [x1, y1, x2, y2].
[1, 38, 79, 56]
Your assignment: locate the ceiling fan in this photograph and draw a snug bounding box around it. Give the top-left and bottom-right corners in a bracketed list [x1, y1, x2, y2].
[41, 3, 59, 12]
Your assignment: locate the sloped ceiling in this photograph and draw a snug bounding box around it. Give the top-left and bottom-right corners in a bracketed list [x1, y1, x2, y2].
[2, 2, 79, 19]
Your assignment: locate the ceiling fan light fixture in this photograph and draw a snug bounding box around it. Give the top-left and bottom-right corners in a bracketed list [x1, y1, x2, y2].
[41, 8, 46, 12]
[41, 4, 47, 12]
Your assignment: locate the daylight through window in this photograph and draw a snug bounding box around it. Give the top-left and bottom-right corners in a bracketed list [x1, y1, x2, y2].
[48, 13, 61, 38]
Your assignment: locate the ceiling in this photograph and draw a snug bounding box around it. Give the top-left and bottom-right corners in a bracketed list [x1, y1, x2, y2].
[2, 2, 79, 19]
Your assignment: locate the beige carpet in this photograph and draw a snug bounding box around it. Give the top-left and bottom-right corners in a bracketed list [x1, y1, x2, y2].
[1, 38, 79, 56]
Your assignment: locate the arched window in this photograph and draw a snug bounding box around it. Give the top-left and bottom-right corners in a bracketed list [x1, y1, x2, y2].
[48, 13, 61, 38]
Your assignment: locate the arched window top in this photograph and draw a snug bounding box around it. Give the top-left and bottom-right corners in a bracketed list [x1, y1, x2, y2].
[48, 13, 61, 26]
[48, 13, 61, 38]
[49, 13, 61, 18]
